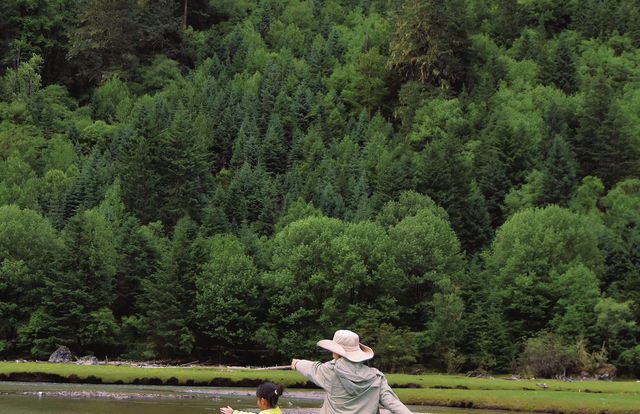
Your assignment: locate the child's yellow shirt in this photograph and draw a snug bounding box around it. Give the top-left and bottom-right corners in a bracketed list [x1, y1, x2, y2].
[233, 407, 282, 414]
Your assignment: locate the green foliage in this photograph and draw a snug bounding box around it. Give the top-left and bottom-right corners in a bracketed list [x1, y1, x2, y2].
[388, 0, 469, 89]
[91, 77, 131, 123]
[0, 205, 61, 357]
[1, 0, 640, 370]
[356, 321, 418, 372]
[20, 209, 117, 357]
[136, 216, 198, 358]
[485, 206, 604, 346]
[195, 234, 259, 355]
[595, 298, 637, 362]
[2, 54, 43, 100]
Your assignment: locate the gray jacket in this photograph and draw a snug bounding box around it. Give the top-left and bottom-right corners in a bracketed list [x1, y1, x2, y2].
[294, 358, 412, 414]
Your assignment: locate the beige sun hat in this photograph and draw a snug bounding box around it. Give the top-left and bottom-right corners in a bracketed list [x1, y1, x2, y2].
[317, 330, 374, 362]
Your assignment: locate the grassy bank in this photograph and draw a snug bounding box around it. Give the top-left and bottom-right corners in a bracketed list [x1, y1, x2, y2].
[1, 362, 639, 413]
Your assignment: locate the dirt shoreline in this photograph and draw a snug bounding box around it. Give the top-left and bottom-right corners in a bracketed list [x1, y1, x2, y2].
[0, 371, 316, 387]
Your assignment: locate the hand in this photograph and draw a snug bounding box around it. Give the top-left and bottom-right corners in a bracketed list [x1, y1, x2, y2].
[291, 359, 300, 370]
[220, 406, 234, 414]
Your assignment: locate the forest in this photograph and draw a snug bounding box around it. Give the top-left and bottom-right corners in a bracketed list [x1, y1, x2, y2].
[0, 0, 639, 377]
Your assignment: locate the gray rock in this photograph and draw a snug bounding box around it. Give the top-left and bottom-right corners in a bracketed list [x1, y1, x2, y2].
[77, 356, 99, 365]
[48, 346, 73, 363]
[594, 363, 616, 381]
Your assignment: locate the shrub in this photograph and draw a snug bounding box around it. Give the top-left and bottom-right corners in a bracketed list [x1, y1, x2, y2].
[518, 331, 576, 378]
[357, 321, 418, 373]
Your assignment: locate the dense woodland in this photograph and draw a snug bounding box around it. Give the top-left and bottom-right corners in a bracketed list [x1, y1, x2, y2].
[1, 0, 640, 377]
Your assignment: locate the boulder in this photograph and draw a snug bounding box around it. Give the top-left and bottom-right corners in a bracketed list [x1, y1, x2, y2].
[594, 363, 616, 381]
[48, 346, 73, 363]
[77, 356, 99, 365]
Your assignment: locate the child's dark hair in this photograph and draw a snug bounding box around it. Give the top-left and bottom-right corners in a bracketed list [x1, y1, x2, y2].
[256, 382, 284, 408]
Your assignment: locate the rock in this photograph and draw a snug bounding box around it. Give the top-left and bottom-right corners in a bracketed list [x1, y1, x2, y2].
[594, 363, 616, 381]
[77, 356, 99, 365]
[48, 346, 73, 363]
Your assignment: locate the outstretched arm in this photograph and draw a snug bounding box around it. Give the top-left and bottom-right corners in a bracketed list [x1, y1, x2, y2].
[220, 407, 255, 414]
[291, 359, 332, 390]
[379, 377, 413, 414]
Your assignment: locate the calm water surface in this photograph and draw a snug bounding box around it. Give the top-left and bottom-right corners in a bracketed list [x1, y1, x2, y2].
[0, 382, 524, 414]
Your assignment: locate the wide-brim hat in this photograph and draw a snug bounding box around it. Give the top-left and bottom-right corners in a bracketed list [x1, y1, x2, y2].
[317, 329, 374, 362]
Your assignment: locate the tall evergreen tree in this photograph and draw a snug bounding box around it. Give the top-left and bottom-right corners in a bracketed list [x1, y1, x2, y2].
[388, 0, 469, 89]
[292, 83, 313, 131]
[260, 113, 287, 174]
[25, 210, 117, 357]
[539, 134, 578, 206]
[547, 34, 578, 95]
[156, 106, 212, 227]
[137, 216, 198, 358]
[574, 74, 636, 187]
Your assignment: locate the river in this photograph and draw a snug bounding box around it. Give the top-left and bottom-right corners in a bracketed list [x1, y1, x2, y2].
[0, 382, 525, 414]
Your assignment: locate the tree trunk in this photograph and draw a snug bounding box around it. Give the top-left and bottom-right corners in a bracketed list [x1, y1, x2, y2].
[183, 0, 188, 28]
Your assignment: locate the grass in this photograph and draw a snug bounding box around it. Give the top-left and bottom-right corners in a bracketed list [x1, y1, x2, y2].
[0, 361, 301, 384]
[1, 362, 639, 413]
[395, 388, 640, 413]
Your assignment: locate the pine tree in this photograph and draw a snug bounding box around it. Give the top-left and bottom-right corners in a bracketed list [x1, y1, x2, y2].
[325, 26, 345, 64]
[156, 106, 213, 227]
[38, 210, 117, 355]
[539, 134, 578, 206]
[476, 147, 511, 229]
[388, 0, 469, 89]
[260, 113, 287, 174]
[137, 216, 198, 358]
[307, 34, 330, 93]
[574, 74, 630, 187]
[258, 60, 282, 129]
[117, 132, 161, 225]
[548, 34, 578, 94]
[292, 83, 313, 131]
[225, 24, 248, 73]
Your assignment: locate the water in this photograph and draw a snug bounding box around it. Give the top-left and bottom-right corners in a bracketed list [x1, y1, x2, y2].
[0, 382, 520, 414]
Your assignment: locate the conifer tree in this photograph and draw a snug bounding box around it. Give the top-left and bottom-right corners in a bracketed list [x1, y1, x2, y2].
[388, 0, 469, 89]
[261, 113, 287, 174]
[548, 34, 578, 94]
[539, 134, 578, 206]
[293, 83, 313, 131]
[325, 26, 345, 64]
[156, 106, 212, 227]
[258, 60, 282, 129]
[307, 34, 330, 92]
[31, 210, 117, 356]
[574, 74, 632, 187]
[137, 216, 198, 358]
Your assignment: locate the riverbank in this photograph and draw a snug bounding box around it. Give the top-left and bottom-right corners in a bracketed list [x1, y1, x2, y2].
[1, 361, 639, 413]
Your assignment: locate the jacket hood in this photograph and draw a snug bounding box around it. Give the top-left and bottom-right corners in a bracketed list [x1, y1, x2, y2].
[333, 358, 383, 396]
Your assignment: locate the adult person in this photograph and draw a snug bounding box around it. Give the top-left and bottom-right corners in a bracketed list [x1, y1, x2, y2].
[291, 329, 413, 414]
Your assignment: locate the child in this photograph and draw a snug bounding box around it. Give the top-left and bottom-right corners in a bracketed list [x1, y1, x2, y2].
[220, 382, 284, 414]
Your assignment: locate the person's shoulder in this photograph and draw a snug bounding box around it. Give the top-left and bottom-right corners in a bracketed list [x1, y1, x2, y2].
[366, 364, 385, 377]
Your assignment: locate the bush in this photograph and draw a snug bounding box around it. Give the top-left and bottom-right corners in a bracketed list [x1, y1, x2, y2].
[619, 345, 640, 377]
[357, 321, 418, 373]
[575, 337, 608, 375]
[518, 332, 576, 378]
